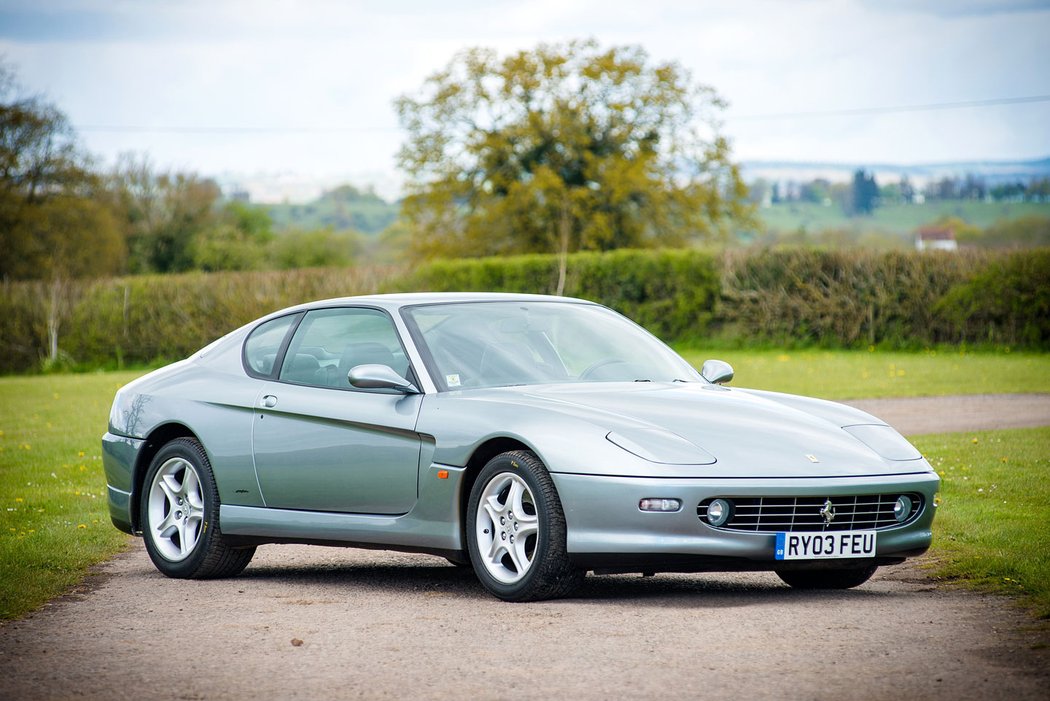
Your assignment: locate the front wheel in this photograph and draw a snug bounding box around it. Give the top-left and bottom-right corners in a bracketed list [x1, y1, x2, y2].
[466, 450, 583, 601]
[775, 564, 878, 590]
[141, 437, 255, 579]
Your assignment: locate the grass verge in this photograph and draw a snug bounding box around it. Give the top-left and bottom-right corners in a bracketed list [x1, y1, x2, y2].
[675, 346, 1050, 399]
[0, 371, 142, 619]
[915, 426, 1050, 619]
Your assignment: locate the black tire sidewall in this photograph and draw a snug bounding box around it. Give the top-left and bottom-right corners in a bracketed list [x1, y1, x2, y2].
[466, 452, 560, 600]
[140, 438, 220, 578]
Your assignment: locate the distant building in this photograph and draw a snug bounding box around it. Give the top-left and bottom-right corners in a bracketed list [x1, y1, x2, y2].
[915, 226, 958, 252]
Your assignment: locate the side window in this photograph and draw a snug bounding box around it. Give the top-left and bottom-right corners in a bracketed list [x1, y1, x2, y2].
[243, 314, 300, 378]
[278, 307, 410, 389]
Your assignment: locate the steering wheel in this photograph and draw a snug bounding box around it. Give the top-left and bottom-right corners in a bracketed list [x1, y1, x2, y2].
[579, 358, 631, 381]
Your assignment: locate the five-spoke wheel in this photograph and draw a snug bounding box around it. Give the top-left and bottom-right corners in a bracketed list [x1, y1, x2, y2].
[140, 437, 255, 579]
[474, 472, 539, 584]
[147, 456, 205, 561]
[466, 450, 583, 601]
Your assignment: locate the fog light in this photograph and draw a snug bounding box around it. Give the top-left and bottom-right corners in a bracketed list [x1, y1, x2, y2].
[706, 498, 731, 527]
[639, 498, 682, 513]
[894, 495, 914, 522]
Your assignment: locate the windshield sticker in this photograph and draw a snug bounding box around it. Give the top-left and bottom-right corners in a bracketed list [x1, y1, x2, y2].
[446, 374, 461, 388]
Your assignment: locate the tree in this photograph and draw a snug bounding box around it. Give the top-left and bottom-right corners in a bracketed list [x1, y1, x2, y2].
[106, 154, 224, 273]
[395, 40, 751, 292]
[0, 60, 124, 281]
[849, 169, 878, 215]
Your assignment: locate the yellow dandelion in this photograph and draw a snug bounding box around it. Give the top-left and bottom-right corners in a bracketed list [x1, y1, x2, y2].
[776, 354, 790, 362]
[15, 497, 23, 503]
[971, 437, 979, 444]
[78, 451, 85, 458]
[77, 524, 87, 529]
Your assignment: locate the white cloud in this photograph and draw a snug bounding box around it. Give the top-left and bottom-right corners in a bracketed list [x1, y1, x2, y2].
[2, 0, 1047, 200]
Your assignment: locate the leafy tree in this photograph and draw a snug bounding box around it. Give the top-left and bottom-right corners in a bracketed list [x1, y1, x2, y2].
[395, 40, 751, 292]
[267, 228, 361, 269]
[0, 60, 124, 280]
[106, 154, 223, 273]
[800, 178, 831, 204]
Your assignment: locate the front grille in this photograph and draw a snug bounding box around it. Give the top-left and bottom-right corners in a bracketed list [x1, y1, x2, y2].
[697, 494, 923, 532]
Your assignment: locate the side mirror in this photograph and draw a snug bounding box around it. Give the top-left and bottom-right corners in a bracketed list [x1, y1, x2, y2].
[348, 364, 420, 394]
[700, 359, 734, 385]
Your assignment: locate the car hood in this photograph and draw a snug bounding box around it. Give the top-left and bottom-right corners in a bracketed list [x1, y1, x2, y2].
[489, 382, 927, 477]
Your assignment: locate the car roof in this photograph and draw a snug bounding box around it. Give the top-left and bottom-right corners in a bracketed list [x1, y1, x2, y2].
[280, 292, 596, 314]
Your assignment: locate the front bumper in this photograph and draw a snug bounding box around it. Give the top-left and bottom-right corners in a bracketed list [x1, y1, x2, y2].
[102, 431, 144, 534]
[552, 471, 939, 571]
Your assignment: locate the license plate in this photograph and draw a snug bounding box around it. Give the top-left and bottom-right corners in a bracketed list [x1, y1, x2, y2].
[775, 531, 877, 560]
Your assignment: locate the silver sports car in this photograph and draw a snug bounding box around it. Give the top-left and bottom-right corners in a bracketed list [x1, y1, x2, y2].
[103, 293, 939, 601]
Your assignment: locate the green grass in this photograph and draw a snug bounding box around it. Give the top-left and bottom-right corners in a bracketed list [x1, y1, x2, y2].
[675, 346, 1050, 399]
[0, 371, 142, 619]
[758, 200, 1050, 236]
[914, 427, 1050, 618]
[1, 350, 1049, 619]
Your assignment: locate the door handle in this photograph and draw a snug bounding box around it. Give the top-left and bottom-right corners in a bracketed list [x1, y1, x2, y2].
[261, 395, 278, 408]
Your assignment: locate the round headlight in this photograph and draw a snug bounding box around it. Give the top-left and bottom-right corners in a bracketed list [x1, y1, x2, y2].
[706, 498, 732, 527]
[893, 495, 914, 522]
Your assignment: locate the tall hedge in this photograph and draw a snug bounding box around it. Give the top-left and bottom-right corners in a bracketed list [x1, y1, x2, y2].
[0, 266, 400, 374]
[717, 249, 986, 347]
[391, 249, 720, 342]
[1, 248, 1047, 374]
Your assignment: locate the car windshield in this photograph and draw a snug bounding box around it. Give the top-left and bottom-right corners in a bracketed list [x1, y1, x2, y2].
[402, 301, 701, 390]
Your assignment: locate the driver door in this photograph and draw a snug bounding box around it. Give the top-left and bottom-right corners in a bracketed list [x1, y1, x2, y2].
[250, 307, 422, 514]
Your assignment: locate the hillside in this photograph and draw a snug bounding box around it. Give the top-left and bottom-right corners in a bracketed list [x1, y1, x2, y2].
[757, 200, 1050, 236]
[264, 185, 399, 234]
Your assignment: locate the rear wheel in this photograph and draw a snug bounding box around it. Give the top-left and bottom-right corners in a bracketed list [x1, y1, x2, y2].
[775, 564, 877, 590]
[466, 450, 583, 601]
[141, 437, 255, 579]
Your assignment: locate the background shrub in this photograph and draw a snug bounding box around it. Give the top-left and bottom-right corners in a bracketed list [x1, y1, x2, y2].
[1, 248, 1046, 375]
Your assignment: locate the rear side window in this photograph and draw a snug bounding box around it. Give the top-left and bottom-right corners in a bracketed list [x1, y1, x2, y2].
[243, 314, 300, 378]
[278, 307, 411, 389]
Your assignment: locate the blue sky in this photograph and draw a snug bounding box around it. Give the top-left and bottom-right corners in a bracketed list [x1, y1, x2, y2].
[2, 0, 1048, 201]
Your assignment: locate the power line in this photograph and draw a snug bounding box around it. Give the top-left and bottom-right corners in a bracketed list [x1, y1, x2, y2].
[74, 125, 400, 134]
[72, 94, 1050, 133]
[731, 94, 1050, 121]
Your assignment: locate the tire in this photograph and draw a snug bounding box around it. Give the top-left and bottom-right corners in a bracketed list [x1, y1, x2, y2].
[775, 564, 878, 590]
[466, 450, 583, 601]
[140, 437, 255, 579]
[444, 554, 472, 567]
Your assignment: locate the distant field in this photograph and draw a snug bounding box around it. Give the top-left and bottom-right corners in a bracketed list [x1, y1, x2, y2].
[758, 200, 1050, 236]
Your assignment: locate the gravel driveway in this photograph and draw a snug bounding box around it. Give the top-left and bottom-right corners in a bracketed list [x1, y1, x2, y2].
[2, 394, 1048, 700]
